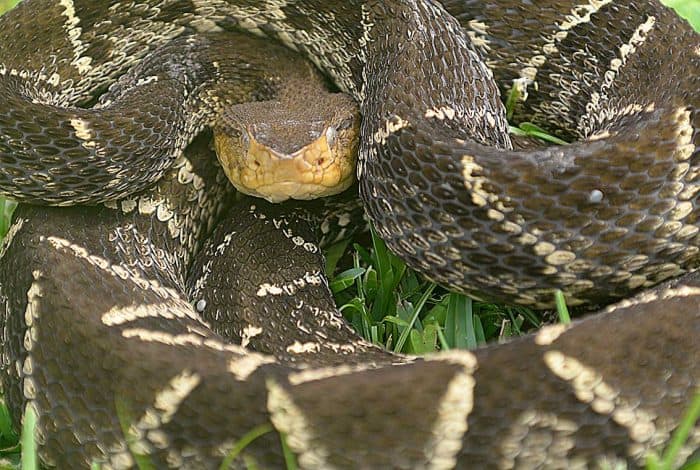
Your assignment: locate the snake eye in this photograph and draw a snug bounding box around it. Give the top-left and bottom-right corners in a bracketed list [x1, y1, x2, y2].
[325, 126, 337, 147]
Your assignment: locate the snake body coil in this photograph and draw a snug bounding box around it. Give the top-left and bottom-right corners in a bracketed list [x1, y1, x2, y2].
[0, 0, 698, 468]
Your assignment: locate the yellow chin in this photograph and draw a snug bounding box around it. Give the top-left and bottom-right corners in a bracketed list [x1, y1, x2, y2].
[243, 179, 355, 203]
[214, 129, 356, 203]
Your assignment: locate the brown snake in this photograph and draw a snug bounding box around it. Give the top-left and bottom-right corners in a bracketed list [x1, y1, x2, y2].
[0, 0, 698, 468]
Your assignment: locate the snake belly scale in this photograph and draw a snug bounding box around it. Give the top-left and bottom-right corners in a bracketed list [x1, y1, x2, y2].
[0, 0, 698, 468]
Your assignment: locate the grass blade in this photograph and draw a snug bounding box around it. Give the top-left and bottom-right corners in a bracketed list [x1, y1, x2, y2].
[647, 391, 700, 470]
[219, 424, 273, 470]
[554, 290, 571, 324]
[20, 405, 37, 470]
[393, 283, 436, 353]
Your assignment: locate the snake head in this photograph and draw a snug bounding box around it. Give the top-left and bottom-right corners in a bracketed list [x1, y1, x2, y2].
[213, 92, 359, 203]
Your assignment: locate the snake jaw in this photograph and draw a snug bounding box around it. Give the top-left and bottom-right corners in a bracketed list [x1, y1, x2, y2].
[214, 121, 358, 203]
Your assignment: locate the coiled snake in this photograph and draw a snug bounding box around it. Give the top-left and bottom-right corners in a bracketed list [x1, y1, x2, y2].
[0, 0, 698, 468]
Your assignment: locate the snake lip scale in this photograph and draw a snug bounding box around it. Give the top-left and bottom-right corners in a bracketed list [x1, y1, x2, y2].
[0, 0, 698, 468]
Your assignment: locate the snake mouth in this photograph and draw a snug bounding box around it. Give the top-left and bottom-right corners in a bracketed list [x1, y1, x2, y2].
[214, 117, 358, 203]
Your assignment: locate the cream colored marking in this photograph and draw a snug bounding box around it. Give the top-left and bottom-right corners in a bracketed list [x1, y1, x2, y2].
[163, 449, 185, 468]
[45, 235, 180, 299]
[499, 410, 579, 469]
[126, 371, 201, 456]
[560, 1, 614, 33]
[425, 106, 457, 121]
[120, 198, 137, 213]
[544, 350, 666, 455]
[150, 371, 200, 425]
[323, 342, 358, 354]
[59, 0, 94, 74]
[101, 302, 201, 326]
[535, 323, 570, 346]
[166, 208, 184, 240]
[511, 77, 531, 105]
[671, 107, 696, 163]
[579, 17, 657, 133]
[515, 233, 538, 245]
[286, 341, 322, 354]
[677, 224, 700, 239]
[337, 213, 351, 227]
[215, 231, 236, 256]
[189, 16, 224, 33]
[177, 157, 197, 185]
[156, 201, 174, 223]
[461, 155, 502, 207]
[108, 451, 135, 469]
[486, 209, 504, 221]
[426, 350, 478, 371]
[256, 272, 324, 297]
[240, 324, 263, 348]
[146, 429, 170, 449]
[249, 205, 266, 220]
[268, 219, 319, 253]
[545, 250, 577, 266]
[626, 275, 647, 290]
[466, 19, 491, 49]
[356, 3, 375, 102]
[424, 352, 478, 470]
[22, 356, 34, 375]
[520, 0, 613, 84]
[614, 17, 656, 72]
[23, 377, 37, 400]
[47, 72, 61, 87]
[588, 130, 613, 141]
[190, 259, 214, 299]
[23, 272, 43, 351]
[0, 66, 57, 91]
[256, 283, 283, 296]
[137, 195, 159, 215]
[70, 118, 94, 141]
[134, 75, 159, 87]
[121, 328, 248, 355]
[533, 241, 556, 256]
[275, 31, 301, 51]
[604, 285, 700, 312]
[266, 379, 333, 469]
[372, 115, 410, 145]
[103, 200, 118, 210]
[288, 363, 379, 386]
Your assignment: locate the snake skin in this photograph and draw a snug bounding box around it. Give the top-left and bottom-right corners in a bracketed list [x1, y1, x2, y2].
[0, 0, 698, 468]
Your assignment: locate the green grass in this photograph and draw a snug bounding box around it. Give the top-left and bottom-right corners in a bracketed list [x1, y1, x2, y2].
[647, 391, 700, 470]
[0, 0, 699, 468]
[0, 1, 17, 12]
[328, 229, 541, 354]
[663, 0, 700, 27]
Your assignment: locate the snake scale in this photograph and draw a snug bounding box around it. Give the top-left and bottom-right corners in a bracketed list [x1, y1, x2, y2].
[0, 0, 698, 468]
